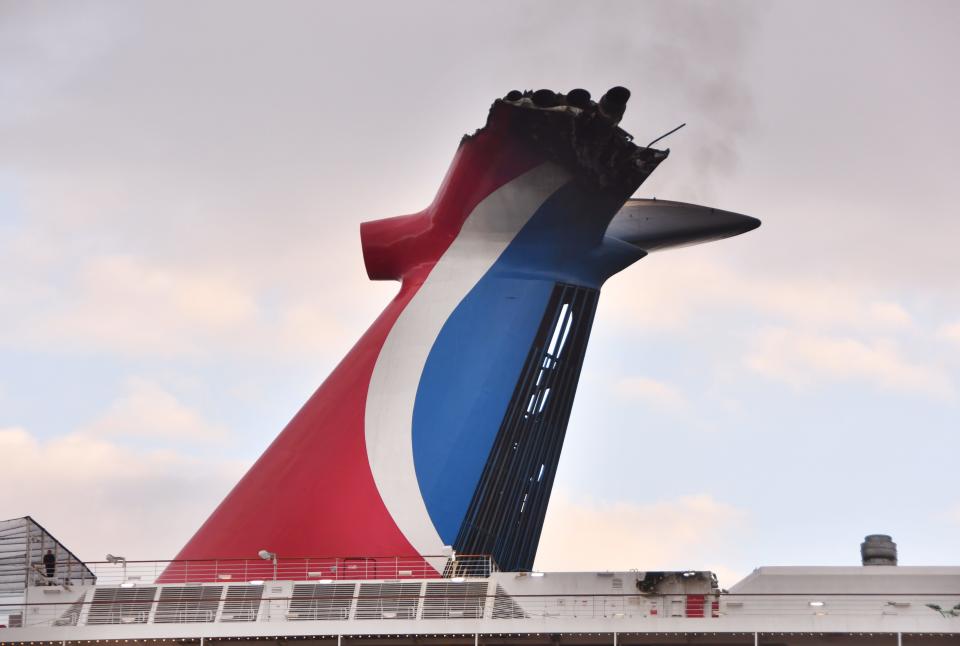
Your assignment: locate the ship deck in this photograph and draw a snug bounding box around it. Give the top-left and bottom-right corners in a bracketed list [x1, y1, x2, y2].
[2, 558, 958, 645]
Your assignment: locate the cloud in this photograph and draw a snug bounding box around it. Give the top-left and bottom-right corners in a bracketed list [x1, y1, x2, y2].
[0, 251, 368, 359]
[746, 327, 954, 398]
[939, 321, 960, 349]
[599, 255, 952, 402]
[535, 491, 748, 587]
[614, 376, 687, 410]
[0, 427, 245, 561]
[869, 302, 912, 329]
[82, 377, 226, 443]
[604, 256, 916, 334]
[0, 253, 256, 356]
[276, 301, 355, 356]
[942, 504, 960, 525]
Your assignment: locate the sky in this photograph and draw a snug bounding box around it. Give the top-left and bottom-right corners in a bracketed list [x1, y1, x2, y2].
[1, 0, 959, 589]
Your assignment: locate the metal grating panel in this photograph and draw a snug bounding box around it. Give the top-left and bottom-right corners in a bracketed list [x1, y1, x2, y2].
[85, 586, 157, 625]
[455, 283, 599, 571]
[288, 583, 355, 621]
[51, 598, 85, 626]
[492, 584, 526, 619]
[220, 585, 263, 622]
[154, 585, 222, 623]
[354, 583, 421, 620]
[421, 581, 487, 619]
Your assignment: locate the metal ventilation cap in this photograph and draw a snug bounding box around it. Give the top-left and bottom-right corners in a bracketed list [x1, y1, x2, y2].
[861, 534, 898, 566]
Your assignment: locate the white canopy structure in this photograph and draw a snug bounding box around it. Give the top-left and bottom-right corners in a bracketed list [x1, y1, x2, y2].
[0, 516, 94, 596]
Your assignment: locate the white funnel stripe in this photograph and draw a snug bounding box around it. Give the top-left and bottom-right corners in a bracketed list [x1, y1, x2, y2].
[365, 162, 570, 560]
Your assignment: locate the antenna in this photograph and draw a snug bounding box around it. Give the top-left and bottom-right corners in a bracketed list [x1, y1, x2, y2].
[646, 123, 686, 148]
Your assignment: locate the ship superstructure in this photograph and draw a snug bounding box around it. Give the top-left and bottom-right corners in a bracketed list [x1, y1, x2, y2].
[2, 88, 957, 645]
[4, 545, 960, 644]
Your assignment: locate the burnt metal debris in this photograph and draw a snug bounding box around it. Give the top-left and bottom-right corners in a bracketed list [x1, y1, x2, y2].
[465, 86, 670, 196]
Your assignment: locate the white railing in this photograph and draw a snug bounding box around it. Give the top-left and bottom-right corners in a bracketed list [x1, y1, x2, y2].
[25, 561, 97, 587]
[81, 555, 496, 586]
[5, 592, 960, 629]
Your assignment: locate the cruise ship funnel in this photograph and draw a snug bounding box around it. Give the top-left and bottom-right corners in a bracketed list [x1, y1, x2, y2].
[167, 88, 760, 577]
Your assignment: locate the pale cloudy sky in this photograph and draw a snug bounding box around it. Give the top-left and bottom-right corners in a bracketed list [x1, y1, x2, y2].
[1, 1, 959, 588]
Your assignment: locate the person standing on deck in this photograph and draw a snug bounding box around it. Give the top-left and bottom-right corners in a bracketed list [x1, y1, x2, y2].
[42, 549, 56, 585]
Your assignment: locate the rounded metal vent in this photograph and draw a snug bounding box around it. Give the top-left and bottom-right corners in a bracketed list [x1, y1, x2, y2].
[861, 534, 898, 566]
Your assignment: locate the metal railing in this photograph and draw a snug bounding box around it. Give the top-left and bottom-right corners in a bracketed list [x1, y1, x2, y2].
[81, 555, 497, 586]
[25, 562, 97, 588]
[5, 592, 960, 629]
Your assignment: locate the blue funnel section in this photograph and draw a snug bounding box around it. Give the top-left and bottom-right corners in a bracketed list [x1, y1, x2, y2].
[453, 280, 600, 571]
[412, 181, 645, 560]
[413, 188, 760, 570]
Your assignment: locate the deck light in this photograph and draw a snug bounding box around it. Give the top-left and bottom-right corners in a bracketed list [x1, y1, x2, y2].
[249, 580, 264, 585]
[809, 601, 825, 607]
[531, 572, 545, 577]
[258, 549, 278, 580]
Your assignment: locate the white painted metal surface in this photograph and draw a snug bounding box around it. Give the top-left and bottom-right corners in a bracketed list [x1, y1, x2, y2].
[3, 567, 958, 641]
